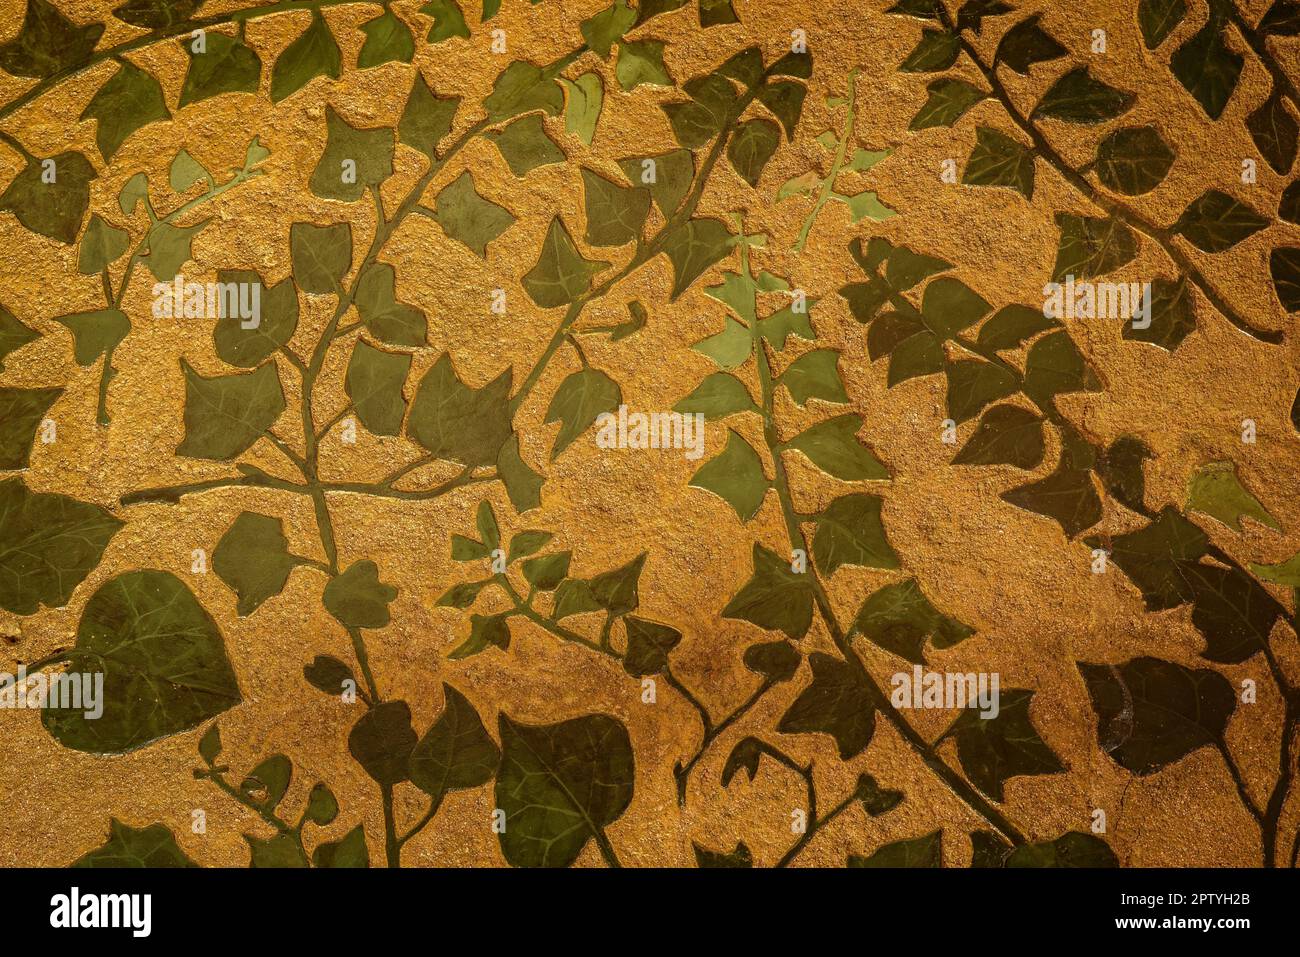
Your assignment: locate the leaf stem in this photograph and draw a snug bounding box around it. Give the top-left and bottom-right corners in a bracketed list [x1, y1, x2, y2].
[793, 69, 857, 253]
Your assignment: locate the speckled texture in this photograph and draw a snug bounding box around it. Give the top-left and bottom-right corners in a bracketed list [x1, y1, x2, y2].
[0, 0, 1296, 867]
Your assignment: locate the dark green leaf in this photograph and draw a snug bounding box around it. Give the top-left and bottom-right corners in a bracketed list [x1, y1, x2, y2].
[358, 9, 415, 68]
[324, 560, 397, 629]
[727, 118, 780, 187]
[910, 77, 988, 130]
[1247, 87, 1298, 175]
[743, 640, 801, 682]
[408, 354, 512, 466]
[0, 151, 94, 245]
[1138, 0, 1186, 48]
[349, 700, 417, 784]
[622, 617, 682, 677]
[78, 215, 129, 274]
[44, 571, 241, 753]
[213, 512, 302, 616]
[615, 39, 671, 91]
[853, 578, 973, 663]
[722, 543, 815, 639]
[355, 263, 425, 346]
[524, 217, 609, 308]
[814, 493, 899, 576]
[783, 414, 889, 480]
[1170, 3, 1242, 119]
[689, 429, 768, 521]
[544, 367, 620, 457]
[432, 170, 514, 257]
[945, 358, 1017, 424]
[975, 303, 1059, 350]
[180, 31, 261, 108]
[178, 361, 284, 460]
[994, 15, 1066, 74]
[290, 221, 352, 294]
[1271, 246, 1300, 311]
[495, 712, 634, 867]
[270, 10, 342, 103]
[0, 477, 122, 615]
[900, 28, 959, 72]
[953, 404, 1045, 469]
[313, 825, 369, 867]
[1052, 213, 1137, 281]
[580, 169, 649, 247]
[409, 684, 500, 800]
[1032, 67, 1134, 124]
[310, 107, 395, 202]
[1077, 657, 1235, 773]
[1172, 190, 1268, 252]
[778, 653, 876, 759]
[693, 842, 752, 867]
[674, 372, 755, 418]
[484, 60, 563, 119]
[1094, 126, 1175, 195]
[522, 551, 570, 590]
[0, 0, 103, 78]
[663, 218, 734, 300]
[848, 831, 942, 867]
[0, 305, 38, 372]
[213, 270, 299, 368]
[73, 820, 196, 868]
[941, 689, 1064, 800]
[303, 655, 354, 695]
[486, 114, 566, 176]
[1002, 460, 1101, 537]
[1006, 832, 1118, 867]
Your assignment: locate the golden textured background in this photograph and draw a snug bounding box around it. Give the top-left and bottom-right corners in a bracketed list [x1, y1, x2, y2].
[1, 0, 1297, 866]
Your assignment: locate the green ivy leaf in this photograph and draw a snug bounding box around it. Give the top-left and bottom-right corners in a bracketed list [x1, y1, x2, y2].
[398, 74, 460, 159]
[240, 754, 292, 810]
[346, 339, 410, 436]
[407, 354, 512, 466]
[524, 217, 609, 308]
[55, 308, 129, 366]
[944, 358, 1017, 423]
[722, 543, 815, 638]
[44, 571, 241, 753]
[784, 414, 889, 481]
[544, 367, 620, 457]
[727, 118, 780, 187]
[693, 842, 752, 867]
[580, 169, 650, 248]
[1186, 460, 1280, 532]
[178, 361, 285, 460]
[941, 689, 1064, 800]
[743, 640, 801, 682]
[303, 655, 355, 695]
[289, 222, 351, 293]
[1271, 247, 1300, 311]
[77, 215, 130, 274]
[1002, 460, 1101, 537]
[615, 39, 671, 90]
[1052, 213, 1137, 281]
[1172, 190, 1268, 253]
[780, 349, 848, 406]
[853, 578, 973, 663]
[952, 404, 1045, 469]
[213, 512, 302, 616]
[0, 306, 38, 373]
[358, 9, 415, 68]
[910, 77, 988, 129]
[689, 430, 769, 521]
[1138, 0, 1187, 48]
[1033, 67, 1135, 124]
[349, 700, 417, 784]
[0, 477, 122, 615]
[1005, 832, 1118, 867]
[432, 170, 514, 257]
[420, 0, 470, 41]
[523, 551, 571, 590]
[483, 60, 563, 120]
[1126, 275, 1196, 350]
[1094, 125, 1175, 195]
[409, 684, 500, 800]
[674, 372, 756, 418]
[1247, 87, 1298, 174]
[73, 820, 196, 868]
[1170, 0, 1242, 119]
[495, 712, 634, 867]
[778, 652, 876, 758]
[0, 0, 102, 77]
[310, 107, 395, 201]
[560, 73, 604, 146]
[618, 150, 694, 215]
[497, 433, 544, 511]
[486, 114, 566, 176]
[1077, 657, 1235, 773]
[325, 560, 397, 630]
[1022, 330, 1099, 406]
[213, 270, 299, 368]
[975, 303, 1058, 350]
[848, 831, 942, 867]
[581, 0, 637, 57]
[180, 31, 262, 108]
[758, 80, 807, 141]
[663, 217, 734, 300]
[813, 493, 899, 575]
[81, 59, 171, 161]
[270, 10, 342, 103]
[962, 126, 1034, 198]
[141, 219, 210, 282]
[0, 151, 95, 245]
[900, 28, 959, 72]
[993, 14, 1066, 74]
[354, 263, 426, 346]
[622, 617, 683, 677]
[312, 825, 369, 867]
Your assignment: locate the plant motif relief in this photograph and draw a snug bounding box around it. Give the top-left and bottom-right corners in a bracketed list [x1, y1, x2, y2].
[0, 0, 1298, 869]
